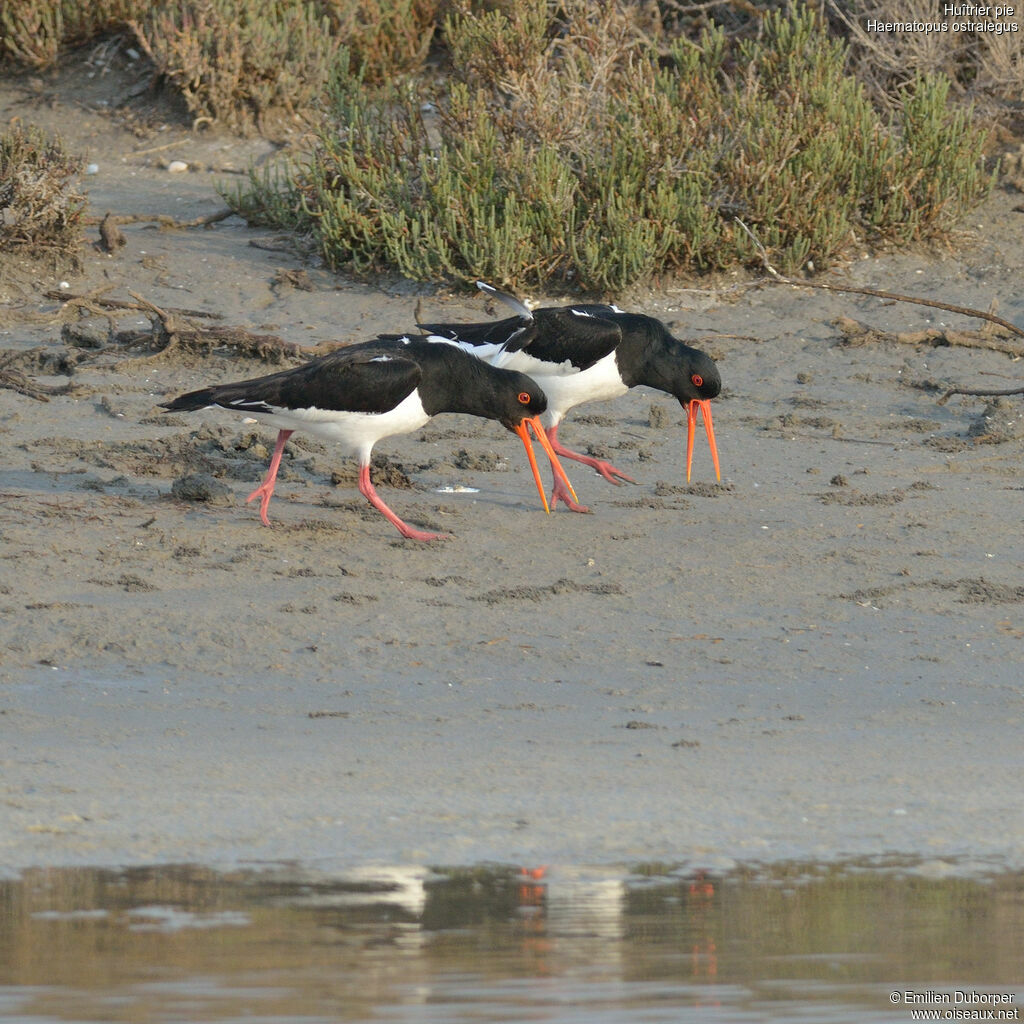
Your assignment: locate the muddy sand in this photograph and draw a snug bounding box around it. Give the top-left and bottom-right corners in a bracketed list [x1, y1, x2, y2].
[1, 61, 1023, 875]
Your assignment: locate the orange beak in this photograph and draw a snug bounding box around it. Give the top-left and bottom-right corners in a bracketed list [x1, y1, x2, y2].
[514, 416, 577, 513]
[686, 399, 721, 483]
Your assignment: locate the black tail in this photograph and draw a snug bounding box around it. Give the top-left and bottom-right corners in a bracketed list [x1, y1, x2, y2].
[160, 387, 217, 413]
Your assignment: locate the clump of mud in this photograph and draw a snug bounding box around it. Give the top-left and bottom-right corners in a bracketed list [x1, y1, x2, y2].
[330, 454, 414, 489]
[170, 473, 234, 506]
[453, 449, 504, 471]
[967, 398, 1024, 444]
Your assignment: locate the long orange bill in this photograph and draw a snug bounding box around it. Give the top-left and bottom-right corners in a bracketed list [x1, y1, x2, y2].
[514, 417, 577, 513]
[686, 399, 721, 483]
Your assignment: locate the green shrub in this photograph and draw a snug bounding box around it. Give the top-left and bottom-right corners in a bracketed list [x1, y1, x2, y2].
[0, 0, 147, 68]
[131, 1, 345, 133]
[225, 2, 992, 292]
[0, 124, 85, 268]
[2, 0, 439, 131]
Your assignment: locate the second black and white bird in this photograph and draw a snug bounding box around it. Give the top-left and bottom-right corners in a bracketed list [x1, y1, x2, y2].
[419, 282, 722, 513]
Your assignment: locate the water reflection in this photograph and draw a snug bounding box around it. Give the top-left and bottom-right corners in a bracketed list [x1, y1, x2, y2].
[1, 859, 1022, 1022]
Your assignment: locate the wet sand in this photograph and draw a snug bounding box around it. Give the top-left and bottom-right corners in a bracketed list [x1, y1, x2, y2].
[1, 63, 1023, 874]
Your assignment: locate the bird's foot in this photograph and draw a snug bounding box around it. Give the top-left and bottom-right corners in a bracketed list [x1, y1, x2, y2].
[550, 475, 592, 514]
[394, 524, 453, 542]
[591, 458, 637, 486]
[547, 431, 636, 487]
[245, 481, 276, 526]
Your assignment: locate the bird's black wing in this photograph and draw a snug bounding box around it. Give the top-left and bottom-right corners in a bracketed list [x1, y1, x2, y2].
[525, 307, 623, 371]
[266, 348, 423, 413]
[165, 347, 423, 416]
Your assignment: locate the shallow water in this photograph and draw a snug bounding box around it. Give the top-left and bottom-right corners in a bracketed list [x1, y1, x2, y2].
[1, 858, 1022, 1023]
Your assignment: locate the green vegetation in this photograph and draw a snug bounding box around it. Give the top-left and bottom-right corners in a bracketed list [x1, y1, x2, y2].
[225, 2, 993, 291]
[0, 1, 998, 291]
[0, 0, 142, 69]
[1, 0, 439, 132]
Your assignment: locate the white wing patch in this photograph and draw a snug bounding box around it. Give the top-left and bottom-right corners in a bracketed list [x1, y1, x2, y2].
[370, 354, 392, 362]
[425, 327, 529, 365]
[423, 333, 466, 351]
[226, 397, 272, 411]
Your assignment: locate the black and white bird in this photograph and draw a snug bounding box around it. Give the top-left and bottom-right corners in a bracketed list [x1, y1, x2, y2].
[160, 335, 574, 541]
[419, 282, 722, 513]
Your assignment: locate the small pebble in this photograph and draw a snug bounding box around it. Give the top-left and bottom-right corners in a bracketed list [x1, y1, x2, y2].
[167, 160, 189, 173]
[85, 163, 99, 175]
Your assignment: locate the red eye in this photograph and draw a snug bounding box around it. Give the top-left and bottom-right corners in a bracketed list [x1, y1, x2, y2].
[691, 374, 703, 388]
[517, 391, 531, 405]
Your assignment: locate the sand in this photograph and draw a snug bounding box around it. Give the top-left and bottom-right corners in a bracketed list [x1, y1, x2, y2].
[1, 57, 1023, 875]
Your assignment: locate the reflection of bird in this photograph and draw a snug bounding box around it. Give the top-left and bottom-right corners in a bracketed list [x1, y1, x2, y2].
[538, 865, 627, 942]
[161, 335, 572, 541]
[283, 864, 431, 920]
[420, 282, 722, 512]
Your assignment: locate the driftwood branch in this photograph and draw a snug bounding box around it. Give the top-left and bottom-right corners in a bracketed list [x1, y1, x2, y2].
[832, 316, 1024, 358]
[0, 358, 73, 402]
[81, 209, 235, 230]
[938, 384, 1024, 404]
[45, 289, 224, 320]
[113, 291, 303, 363]
[42, 287, 301, 362]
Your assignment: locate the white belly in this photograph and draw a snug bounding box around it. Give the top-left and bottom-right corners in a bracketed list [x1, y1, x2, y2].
[483, 349, 627, 426]
[532, 353, 628, 424]
[247, 391, 430, 463]
[424, 334, 628, 426]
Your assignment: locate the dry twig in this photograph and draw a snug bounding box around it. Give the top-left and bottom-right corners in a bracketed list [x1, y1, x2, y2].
[938, 384, 1024, 404]
[81, 209, 235, 230]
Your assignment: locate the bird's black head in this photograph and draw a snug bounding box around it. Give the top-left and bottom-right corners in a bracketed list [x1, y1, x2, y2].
[617, 316, 721, 406]
[676, 347, 721, 405]
[492, 369, 548, 431]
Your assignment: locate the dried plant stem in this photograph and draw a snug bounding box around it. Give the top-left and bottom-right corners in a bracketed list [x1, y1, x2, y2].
[80, 210, 235, 230]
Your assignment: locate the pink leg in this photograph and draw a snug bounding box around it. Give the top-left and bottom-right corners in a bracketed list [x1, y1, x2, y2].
[546, 424, 635, 513]
[550, 451, 591, 515]
[246, 429, 293, 526]
[358, 463, 450, 542]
